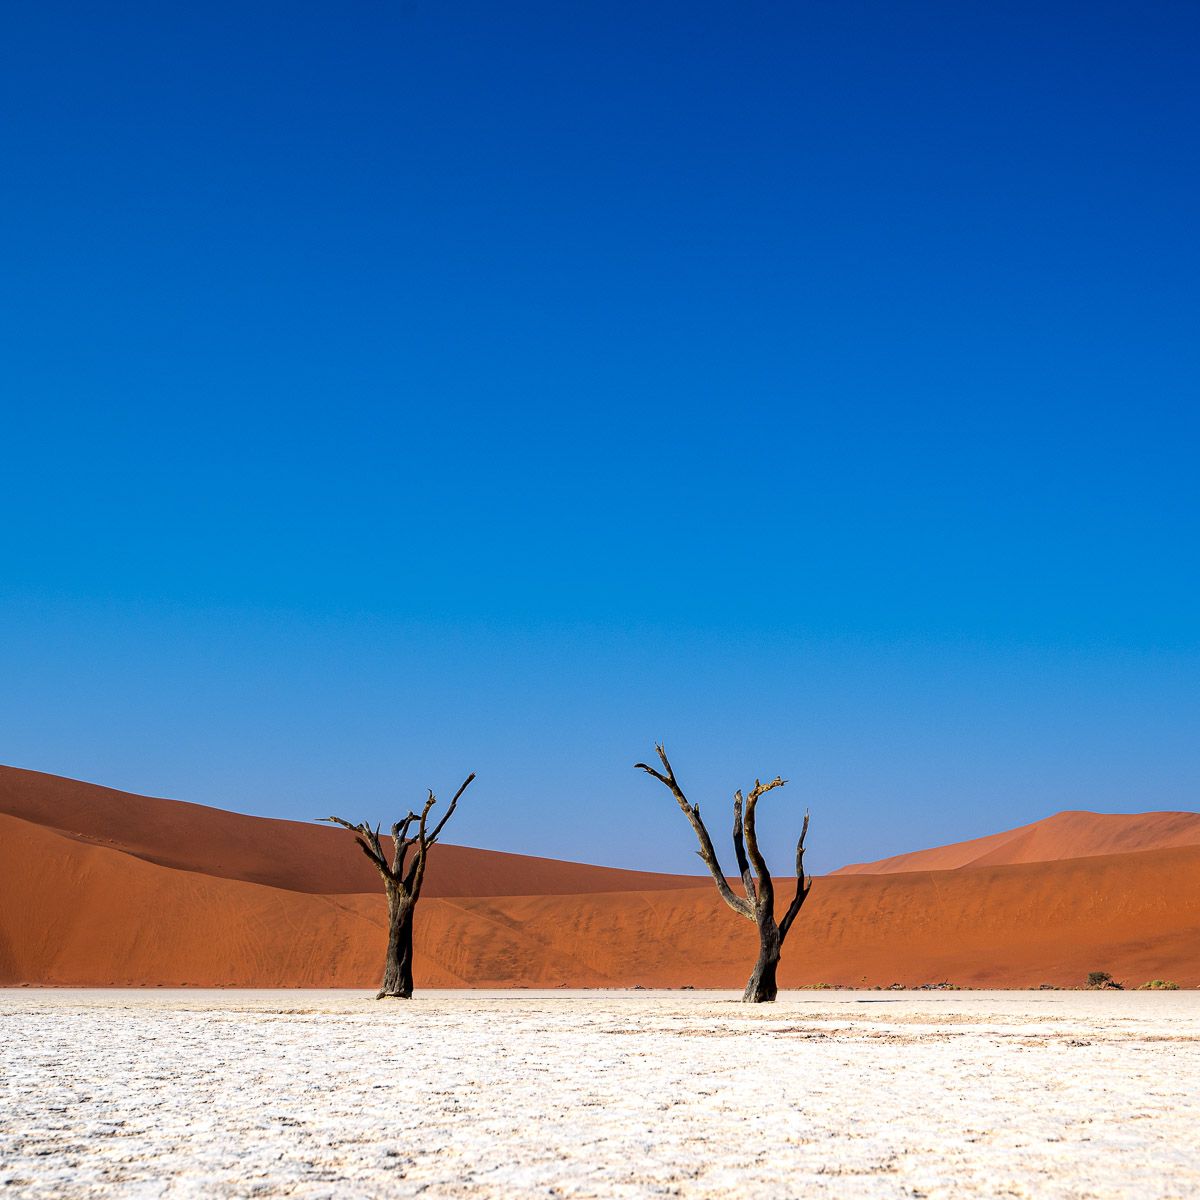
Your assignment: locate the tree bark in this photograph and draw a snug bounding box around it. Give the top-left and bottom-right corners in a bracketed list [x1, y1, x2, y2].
[743, 917, 782, 1003]
[324, 772, 473, 1001]
[378, 892, 415, 999]
[636, 745, 811, 1004]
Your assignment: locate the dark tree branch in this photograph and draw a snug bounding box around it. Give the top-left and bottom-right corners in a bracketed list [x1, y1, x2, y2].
[390, 813, 419, 876]
[362, 822, 387, 873]
[778, 809, 813, 942]
[635, 744, 754, 920]
[406, 792, 440, 894]
[742, 776, 785, 916]
[320, 816, 390, 876]
[321, 772, 473, 998]
[637, 746, 812, 1003]
[731, 791, 757, 907]
[428, 773, 475, 845]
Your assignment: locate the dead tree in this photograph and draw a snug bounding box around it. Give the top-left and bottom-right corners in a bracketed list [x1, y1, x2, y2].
[636, 744, 811, 1002]
[322, 773, 474, 999]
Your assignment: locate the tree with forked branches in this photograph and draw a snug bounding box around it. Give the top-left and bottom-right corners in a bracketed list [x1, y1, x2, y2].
[321, 773, 475, 999]
[636, 744, 812, 1002]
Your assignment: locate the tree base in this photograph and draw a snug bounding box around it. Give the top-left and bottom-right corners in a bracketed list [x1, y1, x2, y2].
[741, 983, 778, 1003]
[742, 951, 780, 1002]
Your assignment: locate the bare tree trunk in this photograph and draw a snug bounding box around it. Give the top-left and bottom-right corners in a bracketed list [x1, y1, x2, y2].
[637, 744, 812, 1004]
[744, 918, 782, 1003]
[324, 773, 474, 1002]
[398, 912, 414, 996]
[378, 891, 415, 999]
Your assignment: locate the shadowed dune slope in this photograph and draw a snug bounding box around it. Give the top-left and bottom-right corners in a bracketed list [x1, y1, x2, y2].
[834, 809, 1200, 875]
[0, 766, 703, 897]
[3, 802, 1200, 989]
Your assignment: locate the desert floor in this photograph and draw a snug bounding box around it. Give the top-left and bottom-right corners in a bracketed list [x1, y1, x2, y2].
[2, 989, 1198, 1198]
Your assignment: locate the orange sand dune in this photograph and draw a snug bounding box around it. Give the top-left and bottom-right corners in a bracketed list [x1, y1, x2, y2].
[835, 808, 1200, 875]
[3, 809, 1198, 989]
[0, 765, 702, 896]
[2, 767, 1198, 990]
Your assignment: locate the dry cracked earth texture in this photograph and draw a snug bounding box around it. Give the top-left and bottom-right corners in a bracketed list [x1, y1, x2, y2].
[2, 989, 1199, 1198]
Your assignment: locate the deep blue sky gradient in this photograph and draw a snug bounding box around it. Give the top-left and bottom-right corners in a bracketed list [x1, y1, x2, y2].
[3, 1, 1198, 872]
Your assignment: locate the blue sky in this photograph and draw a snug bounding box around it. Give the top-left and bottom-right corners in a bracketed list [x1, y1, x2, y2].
[3, 1, 1198, 874]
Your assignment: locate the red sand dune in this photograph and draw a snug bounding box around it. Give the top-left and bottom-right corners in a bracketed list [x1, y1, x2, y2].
[0, 766, 702, 896]
[834, 808, 1200, 875]
[2, 766, 1199, 990]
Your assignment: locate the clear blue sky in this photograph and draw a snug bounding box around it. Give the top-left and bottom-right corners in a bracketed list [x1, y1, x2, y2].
[3, 1, 1197, 874]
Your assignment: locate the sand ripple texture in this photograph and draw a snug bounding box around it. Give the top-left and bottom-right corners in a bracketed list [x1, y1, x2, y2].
[2, 989, 1199, 1199]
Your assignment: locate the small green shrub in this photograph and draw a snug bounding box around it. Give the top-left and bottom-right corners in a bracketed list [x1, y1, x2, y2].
[1138, 979, 1180, 990]
[1086, 971, 1123, 990]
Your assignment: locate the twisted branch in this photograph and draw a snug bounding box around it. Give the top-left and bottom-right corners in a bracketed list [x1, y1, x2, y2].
[637, 748, 811, 946]
[731, 790, 757, 907]
[429, 773, 475, 845]
[321, 816, 389, 876]
[742, 776, 786, 919]
[778, 809, 812, 941]
[635, 744, 754, 920]
[390, 813, 419, 876]
[322, 772, 476, 900]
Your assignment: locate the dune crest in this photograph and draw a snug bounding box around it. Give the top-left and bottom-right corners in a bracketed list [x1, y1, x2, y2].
[834, 808, 1200, 875]
[0, 765, 703, 897]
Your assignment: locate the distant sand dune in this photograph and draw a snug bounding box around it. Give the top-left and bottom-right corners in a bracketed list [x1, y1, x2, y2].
[0, 765, 703, 896]
[833, 808, 1200, 875]
[2, 766, 1199, 989]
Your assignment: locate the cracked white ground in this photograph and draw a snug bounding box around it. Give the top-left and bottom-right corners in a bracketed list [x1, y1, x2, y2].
[2, 989, 1198, 1198]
